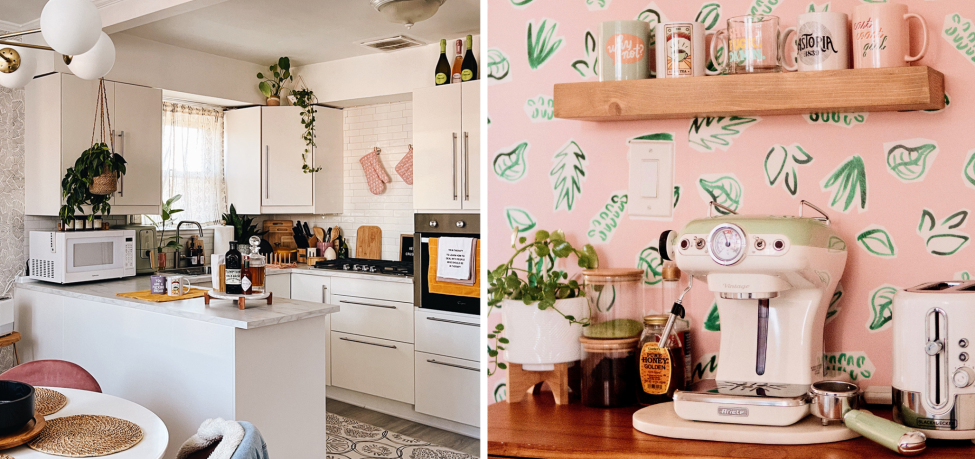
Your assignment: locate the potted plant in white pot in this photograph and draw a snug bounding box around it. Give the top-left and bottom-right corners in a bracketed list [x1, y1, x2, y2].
[487, 228, 598, 375]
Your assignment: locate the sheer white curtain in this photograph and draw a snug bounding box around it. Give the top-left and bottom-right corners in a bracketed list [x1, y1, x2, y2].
[147, 102, 228, 226]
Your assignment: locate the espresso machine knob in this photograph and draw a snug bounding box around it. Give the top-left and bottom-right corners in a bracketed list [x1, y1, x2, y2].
[926, 340, 944, 356]
[953, 367, 975, 388]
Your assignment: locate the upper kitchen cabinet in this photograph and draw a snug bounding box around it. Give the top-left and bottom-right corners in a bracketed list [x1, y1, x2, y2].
[26, 73, 163, 216]
[413, 81, 481, 212]
[225, 106, 343, 215]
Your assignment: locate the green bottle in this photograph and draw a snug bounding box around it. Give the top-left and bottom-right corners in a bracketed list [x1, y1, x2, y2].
[435, 39, 450, 86]
[461, 35, 478, 81]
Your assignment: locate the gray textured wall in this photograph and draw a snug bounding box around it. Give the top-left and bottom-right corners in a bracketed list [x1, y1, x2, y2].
[0, 84, 25, 372]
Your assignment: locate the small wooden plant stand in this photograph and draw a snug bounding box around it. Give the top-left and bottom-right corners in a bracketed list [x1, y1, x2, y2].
[506, 362, 570, 405]
[204, 290, 273, 310]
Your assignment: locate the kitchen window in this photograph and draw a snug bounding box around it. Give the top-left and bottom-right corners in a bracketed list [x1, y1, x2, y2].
[144, 101, 228, 226]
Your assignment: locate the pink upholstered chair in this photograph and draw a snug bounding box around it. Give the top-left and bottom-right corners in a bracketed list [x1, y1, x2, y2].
[0, 360, 102, 392]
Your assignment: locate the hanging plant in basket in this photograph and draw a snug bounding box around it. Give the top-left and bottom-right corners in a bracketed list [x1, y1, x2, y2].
[59, 78, 127, 228]
[289, 77, 322, 174]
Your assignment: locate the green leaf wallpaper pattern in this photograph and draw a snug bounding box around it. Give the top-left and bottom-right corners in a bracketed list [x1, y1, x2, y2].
[922, 93, 950, 114]
[856, 226, 896, 257]
[510, 0, 535, 8]
[587, 192, 628, 244]
[692, 354, 719, 383]
[695, 3, 722, 30]
[807, 2, 830, 12]
[636, 245, 664, 286]
[826, 283, 843, 324]
[527, 19, 564, 70]
[764, 144, 814, 196]
[750, 0, 781, 15]
[571, 30, 599, 78]
[493, 141, 529, 182]
[505, 207, 537, 232]
[550, 140, 587, 212]
[963, 149, 975, 190]
[917, 208, 970, 256]
[957, 271, 972, 281]
[868, 285, 898, 332]
[704, 302, 720, 331]
[803, 112, 866, 128]
[487, 49, 511, 82]
[884, 139, 938, 182]
[824, 352, 875, 381]
[586, 0, 612, 11]
[820, 155, 867, 213]
[673, 185, 681, 208]
[688, 116, 761, 152]
[635, 2, 668, 77]
[632, 132, 675, 142]
[524, 95, 554, 122]
[698, 174, 743, 213]
[943, 13, 975, 68]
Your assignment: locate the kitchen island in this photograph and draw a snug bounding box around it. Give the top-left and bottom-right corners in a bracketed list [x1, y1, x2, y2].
[14, 277, 339, 459]
[488, 396, 975, 458]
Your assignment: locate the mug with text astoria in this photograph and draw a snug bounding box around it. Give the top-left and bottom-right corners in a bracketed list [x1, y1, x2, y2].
[852, 3, 928, 69]
[783, 12, 850, 71]
[600, 20, 650, 81]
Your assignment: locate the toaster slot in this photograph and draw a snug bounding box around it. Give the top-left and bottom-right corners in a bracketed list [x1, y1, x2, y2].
[926, 308, 949, 409]
[918, 281, 963, 291]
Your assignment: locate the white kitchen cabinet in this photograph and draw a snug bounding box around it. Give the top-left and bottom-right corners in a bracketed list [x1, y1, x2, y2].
[413, 81, 481, 212]
[26, 73, 163, 216]
[291, 273, 331, 385]
[265, 273, 291, 299]
[415, 309, 480, 362]
[414, 352, 479, 426]
[331, 294, 413, 344]
[332, 331, 414, 404]
[225, 106, 343, 215]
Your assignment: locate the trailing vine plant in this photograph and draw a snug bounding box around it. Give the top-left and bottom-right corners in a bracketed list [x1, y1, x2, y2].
[486, 227, 599, 375]
[289, 88, 321, 173]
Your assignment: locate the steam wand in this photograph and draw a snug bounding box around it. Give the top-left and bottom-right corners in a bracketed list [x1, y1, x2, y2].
[658, 276, 694, 347]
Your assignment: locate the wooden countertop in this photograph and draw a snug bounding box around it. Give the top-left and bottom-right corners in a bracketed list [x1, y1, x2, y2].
[488, 396, 975, 458]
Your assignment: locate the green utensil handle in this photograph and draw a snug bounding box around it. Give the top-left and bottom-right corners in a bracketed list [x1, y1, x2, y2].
[843, 410, 926, 456]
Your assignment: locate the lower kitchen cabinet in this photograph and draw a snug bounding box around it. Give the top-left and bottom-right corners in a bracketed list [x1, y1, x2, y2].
[291, 273, 332, 385]
[414, 352, 479, 426]
[265, 274, 291, 299]
[331, 331, 414, 404]
[331, 294, 413, 344]
[415, 309, 480, 362]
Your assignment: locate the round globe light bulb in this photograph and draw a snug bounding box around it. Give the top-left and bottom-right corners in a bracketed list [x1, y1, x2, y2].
[68, 32, 115, 80]
[40, 0, 102, 56]
[0, 47, 37, 89]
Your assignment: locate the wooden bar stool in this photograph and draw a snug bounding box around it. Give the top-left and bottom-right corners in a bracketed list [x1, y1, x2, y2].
[0, 332, 21, 366]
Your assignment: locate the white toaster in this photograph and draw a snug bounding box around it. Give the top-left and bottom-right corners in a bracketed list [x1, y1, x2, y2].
[892, 281, 975, 437]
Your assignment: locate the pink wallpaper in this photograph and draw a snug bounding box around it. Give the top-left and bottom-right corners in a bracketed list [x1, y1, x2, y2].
[486, 0, 975, 404]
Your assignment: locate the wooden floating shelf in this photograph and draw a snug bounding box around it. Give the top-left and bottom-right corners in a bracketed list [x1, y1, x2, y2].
[553, 66, 944, 121]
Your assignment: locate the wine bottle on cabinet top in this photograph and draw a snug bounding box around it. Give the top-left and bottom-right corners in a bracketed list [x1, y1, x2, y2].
[435, 39, 450, 86]
[451, 39, 464, 84]
[461, 35, 478, 81]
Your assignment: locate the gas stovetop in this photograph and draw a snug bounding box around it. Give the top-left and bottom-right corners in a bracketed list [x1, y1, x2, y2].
[313, 258, 413, 277]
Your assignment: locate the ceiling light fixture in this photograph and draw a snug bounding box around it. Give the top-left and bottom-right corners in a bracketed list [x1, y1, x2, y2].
[370, 0, 446, 29]
[0, 0, 113, 89]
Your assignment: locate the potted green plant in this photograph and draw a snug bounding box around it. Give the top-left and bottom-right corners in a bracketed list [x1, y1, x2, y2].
[221, 204, 266, 244]
[257, 57, 293, 106]
[145, 195, 183, 270]
[58, 142, 127, 229]
[288, 88, 322, 173]
[487, 228, 598, 375]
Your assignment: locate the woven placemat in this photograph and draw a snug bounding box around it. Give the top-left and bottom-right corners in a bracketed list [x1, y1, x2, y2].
[35, 388, 68, 416]
[116, 288, 208, 303]
[1, 454, 14, 459]
[29, 415, 143, 457]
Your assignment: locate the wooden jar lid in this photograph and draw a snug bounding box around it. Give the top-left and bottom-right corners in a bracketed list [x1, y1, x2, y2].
[579, 335, 639, 352]
[582, 268, 643, 284]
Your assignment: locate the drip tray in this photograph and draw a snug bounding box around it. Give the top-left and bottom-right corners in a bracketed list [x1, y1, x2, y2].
[673, 379, 811, 426]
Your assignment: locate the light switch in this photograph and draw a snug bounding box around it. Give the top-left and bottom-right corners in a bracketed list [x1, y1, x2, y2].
[628, 138, 675, 219]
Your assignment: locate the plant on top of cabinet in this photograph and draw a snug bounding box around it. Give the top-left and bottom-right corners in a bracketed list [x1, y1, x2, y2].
[257, 56, 293, 106]
[221, 204, 266, 244]
[486, 227, 599, 375]
[288, 87, 322, 173]
[146, 194, 184, 268]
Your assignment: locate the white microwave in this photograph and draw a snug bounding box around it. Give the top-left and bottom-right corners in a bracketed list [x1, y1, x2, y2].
[29, 230, 136, 284]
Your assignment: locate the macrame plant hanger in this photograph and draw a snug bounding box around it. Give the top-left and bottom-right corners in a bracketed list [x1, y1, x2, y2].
[89, 78, 118, 195]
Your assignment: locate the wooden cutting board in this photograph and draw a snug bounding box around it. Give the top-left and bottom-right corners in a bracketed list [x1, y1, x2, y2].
[356, 226, 382, 260]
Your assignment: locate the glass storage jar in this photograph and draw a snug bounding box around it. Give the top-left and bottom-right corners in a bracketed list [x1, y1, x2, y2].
[579, 336, 640, 408]
[582, 269, 646, 339]
[637, 314, 685, 406]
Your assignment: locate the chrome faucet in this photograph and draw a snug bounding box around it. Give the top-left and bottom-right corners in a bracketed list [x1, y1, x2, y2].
[175, 221, 204, 269]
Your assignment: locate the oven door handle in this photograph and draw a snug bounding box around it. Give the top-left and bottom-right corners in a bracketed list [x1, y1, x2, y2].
[426, 317, 478, 327]
[340, 337, 397, 349]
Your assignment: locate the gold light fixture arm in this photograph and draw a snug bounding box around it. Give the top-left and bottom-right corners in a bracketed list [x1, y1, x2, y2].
[0, 28, 42, 40]
[0, 40, 54, 51]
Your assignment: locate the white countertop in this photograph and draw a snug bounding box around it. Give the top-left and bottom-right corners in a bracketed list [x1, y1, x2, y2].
[265, 264, 415, 284]
[15, 276, 339, 330]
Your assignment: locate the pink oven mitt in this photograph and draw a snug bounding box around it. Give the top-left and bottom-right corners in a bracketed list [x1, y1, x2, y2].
[395, 145, 414, 185]
[359, 148, 391, 195]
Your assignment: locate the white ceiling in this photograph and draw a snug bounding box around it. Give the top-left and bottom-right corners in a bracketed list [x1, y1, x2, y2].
[0, 0, 47, 26]
[121, 0, 480, 66]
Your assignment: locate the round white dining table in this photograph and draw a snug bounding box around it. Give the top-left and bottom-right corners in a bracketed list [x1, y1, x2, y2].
[0, 387, 169, 459]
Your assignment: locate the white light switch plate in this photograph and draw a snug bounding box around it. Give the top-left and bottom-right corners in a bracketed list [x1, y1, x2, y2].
[628, 139, 675, 218]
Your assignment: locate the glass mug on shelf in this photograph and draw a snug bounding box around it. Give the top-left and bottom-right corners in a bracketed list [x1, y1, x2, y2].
[710, 15, 789, 74]
[852, 3, 928, 69]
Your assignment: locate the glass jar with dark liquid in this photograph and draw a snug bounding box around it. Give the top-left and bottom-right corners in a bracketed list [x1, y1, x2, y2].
[637, 314, 685, 405]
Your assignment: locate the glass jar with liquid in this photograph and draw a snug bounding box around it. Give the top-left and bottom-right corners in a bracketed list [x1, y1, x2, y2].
[637, 314, 685, 405]
[579, 336, 640, 408]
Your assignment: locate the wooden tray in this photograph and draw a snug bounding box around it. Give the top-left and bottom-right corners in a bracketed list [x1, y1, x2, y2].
[0, 414, 45, 450]
[204, 290, 272, 310]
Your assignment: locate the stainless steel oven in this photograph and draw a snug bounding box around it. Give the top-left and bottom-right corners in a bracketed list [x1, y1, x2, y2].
[414, 213, 480, 316]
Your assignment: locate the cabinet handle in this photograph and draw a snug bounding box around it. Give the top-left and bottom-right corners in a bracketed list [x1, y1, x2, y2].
[322, 285, 328, 303]
[265, 146, 270, 199]
[427, 316, 478, 327]
[427, 359, 478, 372]
[339, 300, 396, 310]
[463, 132, 470, 201]
[452, 133, 458, 201]
[341, 337, 396, 349]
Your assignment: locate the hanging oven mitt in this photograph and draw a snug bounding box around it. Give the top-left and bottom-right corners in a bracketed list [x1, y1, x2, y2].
[395, 145, 414, 185]
[359, 148, 390, 195]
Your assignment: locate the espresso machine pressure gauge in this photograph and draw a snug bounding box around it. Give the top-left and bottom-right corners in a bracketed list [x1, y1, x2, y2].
[708, 223, 746, 266]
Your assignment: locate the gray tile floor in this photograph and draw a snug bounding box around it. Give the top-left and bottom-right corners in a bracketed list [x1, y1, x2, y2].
[327, 398, 480, 457]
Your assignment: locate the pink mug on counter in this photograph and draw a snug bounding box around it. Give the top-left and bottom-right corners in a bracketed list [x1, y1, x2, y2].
[852, 3, 928, 68]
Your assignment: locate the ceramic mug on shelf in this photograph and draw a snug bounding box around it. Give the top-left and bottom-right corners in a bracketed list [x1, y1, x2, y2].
[655, 22, 719, 77]
[852, 3, 928, 68]
[599, 20, 651, 81]
[166, 275, 192, 297]
[782, 12, 851, 71]
[710, 15, 789, 74]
